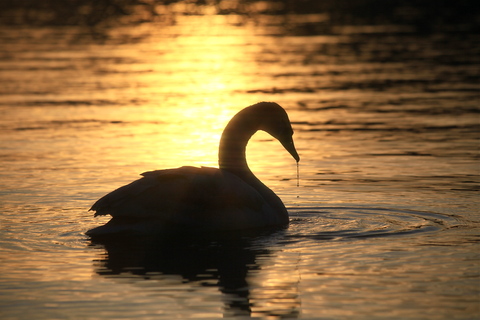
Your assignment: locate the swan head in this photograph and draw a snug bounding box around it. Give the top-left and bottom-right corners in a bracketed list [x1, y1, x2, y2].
[252, 102, 300, 163]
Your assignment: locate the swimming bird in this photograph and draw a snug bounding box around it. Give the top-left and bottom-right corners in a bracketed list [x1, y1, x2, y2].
[86, 102, 299, 236]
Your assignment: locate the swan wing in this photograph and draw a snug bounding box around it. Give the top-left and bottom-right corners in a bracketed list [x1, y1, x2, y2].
[90, 166, 265, 227]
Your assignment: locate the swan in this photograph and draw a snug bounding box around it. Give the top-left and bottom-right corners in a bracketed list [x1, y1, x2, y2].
[86, 102, 299, 236]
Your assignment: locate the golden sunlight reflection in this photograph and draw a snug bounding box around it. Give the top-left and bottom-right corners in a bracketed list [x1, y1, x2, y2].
[114, 14, 298, 181]
[143, 16, 258, 170]
[149, 14, 259, 99]
[249, 249, 301, 317]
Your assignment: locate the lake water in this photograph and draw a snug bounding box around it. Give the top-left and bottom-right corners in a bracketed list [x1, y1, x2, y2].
[0, 1, 479, 319]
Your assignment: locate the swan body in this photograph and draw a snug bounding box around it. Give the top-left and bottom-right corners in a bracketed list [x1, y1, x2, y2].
[87, 102, 299, 236]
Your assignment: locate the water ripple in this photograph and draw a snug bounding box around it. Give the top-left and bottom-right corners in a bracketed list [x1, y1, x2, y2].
[287, 206, 459, 241]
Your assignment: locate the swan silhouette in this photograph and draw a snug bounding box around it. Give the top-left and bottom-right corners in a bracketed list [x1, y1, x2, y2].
[86, 102, 299, 236]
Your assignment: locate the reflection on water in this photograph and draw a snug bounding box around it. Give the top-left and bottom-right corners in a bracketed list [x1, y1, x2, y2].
[91, 231, 299, 318]
[0, 0, 479, 319]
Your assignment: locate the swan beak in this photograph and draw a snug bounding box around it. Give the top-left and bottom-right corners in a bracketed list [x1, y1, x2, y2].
[281, 137, 300, 162]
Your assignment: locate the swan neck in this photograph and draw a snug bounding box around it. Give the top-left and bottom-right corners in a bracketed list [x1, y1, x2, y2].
[218, 113, 257, 177]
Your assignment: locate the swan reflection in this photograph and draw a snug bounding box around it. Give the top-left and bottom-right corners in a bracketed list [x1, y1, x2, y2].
[91, 232, 299, 318]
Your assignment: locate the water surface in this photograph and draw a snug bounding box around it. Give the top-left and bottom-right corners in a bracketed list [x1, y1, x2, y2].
[0, 1, 479, 319]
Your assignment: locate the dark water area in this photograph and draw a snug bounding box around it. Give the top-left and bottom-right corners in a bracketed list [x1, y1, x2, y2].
[0, 1, 479, 319]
